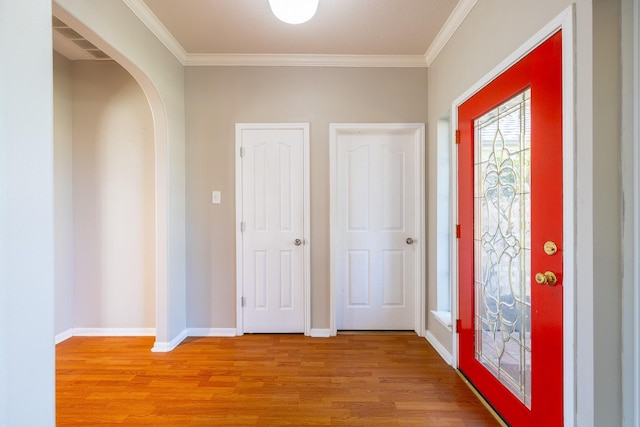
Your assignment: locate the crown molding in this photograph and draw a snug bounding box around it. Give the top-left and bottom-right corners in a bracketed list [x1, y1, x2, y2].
[185, 53, 427, 67]
[123, 0, 467, 68]
[424, 0, 477, 66]
[122, 0, 188, 64]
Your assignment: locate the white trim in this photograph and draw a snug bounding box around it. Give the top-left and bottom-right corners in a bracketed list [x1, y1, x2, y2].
[122, 0, 484, 68]
[235, 126, 244, 335]
[73, 328, 156, 336]
[121, 0, 427, 68]
[431, 310, 453, 331]
[122, 0, 188, 63]
[418, 122, 427, 338]
[152, 328, 188, 352]
[186, 328, 238, 337]
[425, 0, 477, 66]
[560, 9, 576, 425]
[303, 124, 312, 337]
[186, 54, 427, 68]
[632, 0, 640, 424]
[309, 329, 331, 338]
[56, 328, 239, 344]
[329, 123, 426, 337]
[329, 126, 338, 335]
[235, 123, 311, 336]
[451, 6, 575, 425]
[55, 329, 73, 344]
[425, 331, 453, 366]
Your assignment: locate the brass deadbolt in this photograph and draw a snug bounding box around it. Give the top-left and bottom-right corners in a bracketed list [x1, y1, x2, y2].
[544, 240, 558, 255]
[544, 241, 558, 256]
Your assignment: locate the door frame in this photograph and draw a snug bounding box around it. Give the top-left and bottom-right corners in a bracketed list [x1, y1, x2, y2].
[235, 123, 311, 336]
[450, 7, 575, 424]
[329, 123, 426, 337]
[628, 0, 640, 423]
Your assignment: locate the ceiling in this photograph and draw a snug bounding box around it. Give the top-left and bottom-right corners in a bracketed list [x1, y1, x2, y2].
[53, 0, 475, 67]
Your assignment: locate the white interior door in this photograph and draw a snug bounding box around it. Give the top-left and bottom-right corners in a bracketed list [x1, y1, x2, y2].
[333, 125, 422, 330]
[237, 124, 308, 333]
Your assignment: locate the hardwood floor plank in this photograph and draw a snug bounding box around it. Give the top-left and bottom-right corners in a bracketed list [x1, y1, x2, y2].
[56, 334, 500, 426]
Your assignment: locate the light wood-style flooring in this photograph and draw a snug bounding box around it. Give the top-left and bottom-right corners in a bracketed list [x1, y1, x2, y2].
[56, 333, 500, 426]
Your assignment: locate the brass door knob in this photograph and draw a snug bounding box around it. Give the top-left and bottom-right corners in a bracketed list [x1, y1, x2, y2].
[535, 271, 558, 286]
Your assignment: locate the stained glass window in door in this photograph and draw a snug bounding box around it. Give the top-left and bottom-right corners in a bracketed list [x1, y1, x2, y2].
[474, 89, 531, 408]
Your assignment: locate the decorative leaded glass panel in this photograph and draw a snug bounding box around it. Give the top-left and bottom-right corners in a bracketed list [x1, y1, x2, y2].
[474, 89, 532, 408]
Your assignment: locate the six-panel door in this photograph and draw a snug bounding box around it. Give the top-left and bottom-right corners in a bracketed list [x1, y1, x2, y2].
[335, 130, 417, 330]
[241, 128, 305, 333]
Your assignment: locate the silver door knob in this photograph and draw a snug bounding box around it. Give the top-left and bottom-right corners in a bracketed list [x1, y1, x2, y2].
[406, 237, 415, 245]
[294, 239, 302, 246]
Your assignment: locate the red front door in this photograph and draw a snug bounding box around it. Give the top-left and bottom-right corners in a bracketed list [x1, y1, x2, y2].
[457, 31, 563, 426]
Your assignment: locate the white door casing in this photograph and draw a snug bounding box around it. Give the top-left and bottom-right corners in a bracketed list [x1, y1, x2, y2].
[631, 0, 640, 423]
[330, 124, 425, 334]
[235, 123, 310, 335]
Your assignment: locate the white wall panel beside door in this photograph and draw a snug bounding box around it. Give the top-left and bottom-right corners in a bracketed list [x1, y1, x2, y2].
[330, 124, 425, 334]
[236, 124, 310, 335]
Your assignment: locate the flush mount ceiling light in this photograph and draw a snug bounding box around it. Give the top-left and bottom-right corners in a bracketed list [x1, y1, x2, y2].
[268, 0, 319, 25]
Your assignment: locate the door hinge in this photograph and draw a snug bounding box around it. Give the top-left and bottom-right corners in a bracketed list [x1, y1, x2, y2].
[239, 147, 245, 157]
[241, 297, 246, 307]
[240, 221, 246, 232]
[456, 224, 461, 239]
[456, 319, 461, 332]
[455, 130, 461, 145]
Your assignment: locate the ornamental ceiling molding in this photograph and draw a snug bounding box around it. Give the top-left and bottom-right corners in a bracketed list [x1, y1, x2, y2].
[123, 0, 477, 68]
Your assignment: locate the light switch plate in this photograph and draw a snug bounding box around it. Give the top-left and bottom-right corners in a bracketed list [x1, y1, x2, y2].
[212, 191, 221, 204]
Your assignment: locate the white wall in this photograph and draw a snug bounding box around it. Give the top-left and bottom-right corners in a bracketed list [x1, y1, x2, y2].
[0, 0, 56, 425]
[621, 0, 640, 423]
[575, 0, 623, 424]
[71, 60, 155, 329]
[184, 66, 428, 329]
[54, 51, 75, 336]
[54, 0, 187, 347]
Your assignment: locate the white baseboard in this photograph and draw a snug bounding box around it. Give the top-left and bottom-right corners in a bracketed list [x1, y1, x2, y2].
[425, 330, 453, 366]
[72, 328, 156, 336]
[55, 328, 73, 344]
[56, 327, 331, 351]
[187, 328, 237, 337]
[152, 328, 188, 352]
[309, 328, 331, 338]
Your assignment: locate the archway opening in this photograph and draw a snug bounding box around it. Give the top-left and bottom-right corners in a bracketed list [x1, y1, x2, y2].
[52, 13, 165, 343]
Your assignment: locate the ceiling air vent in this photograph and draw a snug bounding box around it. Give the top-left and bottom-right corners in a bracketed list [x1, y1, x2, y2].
[52, 16, 111, 61]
